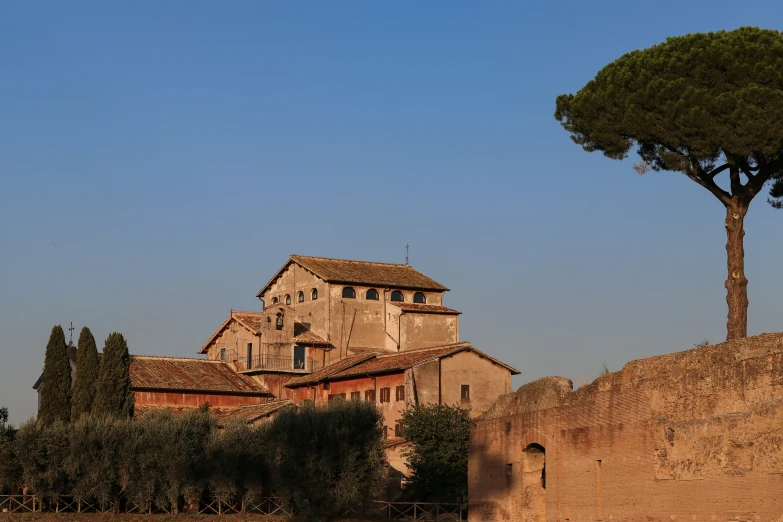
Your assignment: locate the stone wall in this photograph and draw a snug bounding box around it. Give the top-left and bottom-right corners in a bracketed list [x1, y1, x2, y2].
[468, 332, 783, 521]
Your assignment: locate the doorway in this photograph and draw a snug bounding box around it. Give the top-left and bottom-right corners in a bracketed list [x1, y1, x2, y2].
[523, 443, 546, 521]
[293, 345, 305, 370]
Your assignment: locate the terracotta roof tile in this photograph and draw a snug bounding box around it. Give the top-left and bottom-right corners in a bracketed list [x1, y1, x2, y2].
[215, 400, 293, 426]
[390, 303, 461, 314]
[258, 255, 449, 297]
[294, 322, 330, 346]
[130, 356, 270, 394]
[327, 342, 520, 379]
[133, 404, 235, 418]
[286, 353, 377, 387]
[199, 310, 264, 355]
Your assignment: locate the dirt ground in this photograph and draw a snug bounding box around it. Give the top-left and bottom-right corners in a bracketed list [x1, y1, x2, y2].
[0, 513, 369, 522]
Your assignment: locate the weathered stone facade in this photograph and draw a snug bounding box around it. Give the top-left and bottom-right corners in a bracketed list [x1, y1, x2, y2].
[469, 333, 783, 521]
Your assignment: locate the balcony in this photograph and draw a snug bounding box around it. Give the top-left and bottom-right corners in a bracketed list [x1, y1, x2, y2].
[214, 349, 321, 373]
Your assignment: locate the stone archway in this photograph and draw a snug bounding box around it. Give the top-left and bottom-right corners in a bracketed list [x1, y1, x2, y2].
[522, 443, 546, 521]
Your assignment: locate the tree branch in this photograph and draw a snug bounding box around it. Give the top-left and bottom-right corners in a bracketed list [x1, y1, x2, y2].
[704, 163, 731, 180]
[686, 158, 732, 206]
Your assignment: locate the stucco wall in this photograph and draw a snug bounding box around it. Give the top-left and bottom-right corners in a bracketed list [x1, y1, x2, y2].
[440, 350, 511, 417]
[206, 321, 260, 364]
[263, 264, 330, 341]
[400, 313, 459, 351]
[468, 333, 783, 522]
[134, 390, 266, 409]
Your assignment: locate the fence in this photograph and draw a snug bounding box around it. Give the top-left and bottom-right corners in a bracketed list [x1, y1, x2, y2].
[0, 495, 467, 520]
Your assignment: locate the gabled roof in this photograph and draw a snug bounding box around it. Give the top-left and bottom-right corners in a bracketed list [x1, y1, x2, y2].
[257, 255, 449, 297]
[286, 343, 519, 388]
[327, 342, 520, 380]
[286, 353, 377, 388]
[294, 322, 330, 346]
[214, 399, 293, 426]
[130, 356, 270, 395]
[199, 310, 262, 354]
[390, 302, 461, 315]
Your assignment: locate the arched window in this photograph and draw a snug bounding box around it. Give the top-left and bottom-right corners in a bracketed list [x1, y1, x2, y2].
[272, 297, 279, 304]
[311, 288, 318, 300]
[366, 289, 379, 300]
[265, 316, 271, 330]
[391, 290, 404, 302]
[298, 291, 304, 303]
[342, 287, 356, 299]
[413, 292, 426, 303]
[276, 313, 284, 331]
[285, 294, 292, 305]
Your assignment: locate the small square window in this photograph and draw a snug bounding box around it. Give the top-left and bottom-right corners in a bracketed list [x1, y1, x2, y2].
[365, 389, 376, 402]
[461, 385, 470, 400]
[324, 381, 330, 391]
[351, 391, 361, 400]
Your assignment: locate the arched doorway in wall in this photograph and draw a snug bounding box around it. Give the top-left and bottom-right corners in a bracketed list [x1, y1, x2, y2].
[522, 443, 546, 521]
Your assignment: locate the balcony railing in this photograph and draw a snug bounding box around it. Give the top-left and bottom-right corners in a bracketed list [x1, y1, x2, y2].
[212, 350, 321, 373]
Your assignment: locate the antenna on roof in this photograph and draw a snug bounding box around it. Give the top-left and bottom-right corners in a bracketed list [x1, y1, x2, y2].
[405, 244, 409, 266]
[68, 322, 74, 346]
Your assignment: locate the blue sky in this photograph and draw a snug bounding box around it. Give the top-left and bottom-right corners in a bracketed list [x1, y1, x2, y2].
[2, 1, 783, 425]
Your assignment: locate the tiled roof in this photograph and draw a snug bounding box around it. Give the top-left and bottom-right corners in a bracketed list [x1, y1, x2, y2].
[258, 255, 449, 297]
[327, 342, 521, 379]
[133, 404, 234, 418]
[286, 353, 377, 387]
[348, 347, 390, 356]
[199, 310, 262, 354]
[233, 311, 263, 332]
[130, 356, 270, 394]
[382, 437, 408, 450]
[214, 400, 293, 426]
[294, 322, 330, 346]
[390, 303, 461, 314]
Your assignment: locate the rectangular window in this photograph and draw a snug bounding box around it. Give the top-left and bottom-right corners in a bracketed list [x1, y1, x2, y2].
[247, 343, 253, 369]
[383, 426, 389, 439]
[293, 345, 305, 370]
[461, 385, 470, 400]
[351, 391, 361, 401]
[323, 381, 330, 391]
[328, 393, 346, 402]
[365, 389, 376, 402]
[396, 385, 405, 401]
[394, 423, 401, 437]
[380, 387, 391, 403]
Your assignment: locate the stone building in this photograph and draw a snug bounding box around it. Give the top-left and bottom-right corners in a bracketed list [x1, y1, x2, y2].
[468, 333, 783, 521]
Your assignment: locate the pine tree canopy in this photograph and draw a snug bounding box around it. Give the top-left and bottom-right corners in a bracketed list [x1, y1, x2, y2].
[555, 27, 783, 206]
[39, 325, 72, 424]
[554, 27, 783, 341]
[71, 327, 100, 420]
[93, 332, 134, 418]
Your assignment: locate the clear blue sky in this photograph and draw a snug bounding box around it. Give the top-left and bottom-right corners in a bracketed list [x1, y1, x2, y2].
[2, 1, 782, 425]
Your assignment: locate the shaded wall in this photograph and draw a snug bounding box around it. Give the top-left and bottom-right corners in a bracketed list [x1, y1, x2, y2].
[469, 333, 783, 522]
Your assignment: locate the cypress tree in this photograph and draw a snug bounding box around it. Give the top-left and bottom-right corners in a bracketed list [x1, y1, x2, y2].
[71, 327, 100, 419]
[39, 325, 72, 424]
[93, 332, 135, 418]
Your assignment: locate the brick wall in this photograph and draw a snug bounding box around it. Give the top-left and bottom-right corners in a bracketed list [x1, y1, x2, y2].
[468, 332, 783, 521]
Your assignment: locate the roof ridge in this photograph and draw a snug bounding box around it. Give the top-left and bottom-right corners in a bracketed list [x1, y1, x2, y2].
[232, 310, 262, 315]
[292, 254, 413, 268]
[132, 355, 221, 362]
[376, 342, 471, 357]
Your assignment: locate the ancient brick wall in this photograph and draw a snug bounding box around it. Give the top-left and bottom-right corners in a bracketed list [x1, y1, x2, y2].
[468, 333, 783, 522]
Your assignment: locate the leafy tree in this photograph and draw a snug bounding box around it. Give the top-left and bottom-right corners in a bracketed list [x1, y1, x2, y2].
[39, 325, 72, 424]
[93, 332, 134, 418]
[206, 421, 270, 508]
[71, 327, 100, 420]
[554, 27, 783, 341]
[398, 404, 472, 502]
[14, 419, 70, 501]
[268, 400, 386, 520]
[0, 408, 22, 494]
[66, 413, 126, 509]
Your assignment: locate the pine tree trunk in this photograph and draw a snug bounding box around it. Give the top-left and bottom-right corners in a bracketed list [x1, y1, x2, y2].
[725, 203, 749, 340]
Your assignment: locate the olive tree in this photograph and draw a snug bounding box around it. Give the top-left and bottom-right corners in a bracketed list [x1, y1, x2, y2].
[555, 27, 783, 340]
